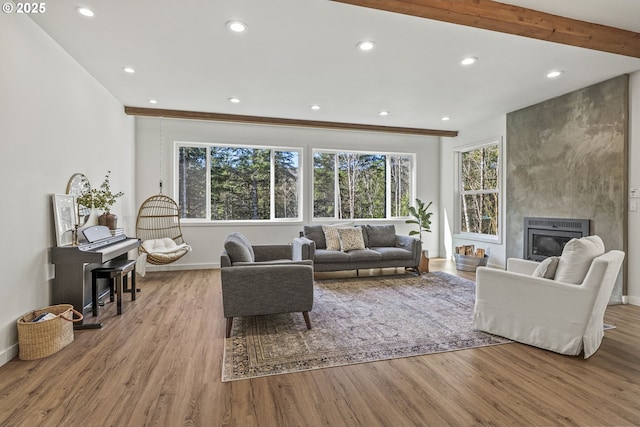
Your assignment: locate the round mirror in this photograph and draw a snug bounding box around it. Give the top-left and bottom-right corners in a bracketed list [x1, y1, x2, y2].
[66, 173, 91, 226]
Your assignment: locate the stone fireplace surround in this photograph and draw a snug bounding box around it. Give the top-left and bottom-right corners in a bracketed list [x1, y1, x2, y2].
[505, 75, 628, 302]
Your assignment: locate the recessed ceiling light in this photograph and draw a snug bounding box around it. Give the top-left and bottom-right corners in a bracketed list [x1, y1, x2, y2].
[228, 97, 240, 103]
[77, 7, 94, 17]
[461, 57, 478, 66]
[226, 21, 247, 33]
[379, 111, 389, 116]
[357, 41, 376, 51]
[310, 105, 321, 110]
[149, 99, 158, 104]
[441, 116, 451, 121]
[123, 67, 135, 74]
[547, 70, 564, 78]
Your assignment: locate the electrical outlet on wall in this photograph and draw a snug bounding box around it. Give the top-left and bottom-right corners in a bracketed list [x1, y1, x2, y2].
[631, 200, 638, 212]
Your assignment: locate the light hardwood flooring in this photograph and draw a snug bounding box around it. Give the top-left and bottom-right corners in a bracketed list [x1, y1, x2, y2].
[1, 259, 639, 427]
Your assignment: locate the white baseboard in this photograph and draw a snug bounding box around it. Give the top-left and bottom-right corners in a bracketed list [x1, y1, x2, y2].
[627, 295, 640, 306]
[145, 262, 218, 273]
[0, 343, 18, 367]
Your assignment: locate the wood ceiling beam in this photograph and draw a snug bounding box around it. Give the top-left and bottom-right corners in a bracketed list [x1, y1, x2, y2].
[124, 106, 459, 137]
[331, 0, 640, 58]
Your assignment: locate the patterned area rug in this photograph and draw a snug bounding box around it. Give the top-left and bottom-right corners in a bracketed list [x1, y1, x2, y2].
[222, 271, 512, 381]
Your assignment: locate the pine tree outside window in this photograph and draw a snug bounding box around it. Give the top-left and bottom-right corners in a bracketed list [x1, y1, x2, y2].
[176, 142, 301, 221]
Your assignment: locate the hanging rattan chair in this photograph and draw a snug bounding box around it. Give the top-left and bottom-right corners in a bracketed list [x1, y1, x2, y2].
[136, 194, 191, 265]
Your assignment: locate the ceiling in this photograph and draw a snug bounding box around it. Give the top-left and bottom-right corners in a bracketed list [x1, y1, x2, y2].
[29, 0, 640, 134]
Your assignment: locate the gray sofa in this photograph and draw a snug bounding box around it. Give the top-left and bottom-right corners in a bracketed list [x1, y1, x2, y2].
[220, 232, 314, 337]
[293, 224, 421, 273]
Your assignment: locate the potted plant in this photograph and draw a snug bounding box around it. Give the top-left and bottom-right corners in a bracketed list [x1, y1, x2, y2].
[76, 171, 123, 230]
[406, 198, 433, 273]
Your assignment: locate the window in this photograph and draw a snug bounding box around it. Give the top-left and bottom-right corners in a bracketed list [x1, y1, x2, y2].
[313, 150, 414, 219]
[458, 141, 500, 237]
[176, 143, 301, 221]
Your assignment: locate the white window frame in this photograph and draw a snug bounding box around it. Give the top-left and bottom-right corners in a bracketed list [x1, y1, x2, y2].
[311, 148, 416, 221]
[454, 137, 502, 243]
[174, 141, 303, 223]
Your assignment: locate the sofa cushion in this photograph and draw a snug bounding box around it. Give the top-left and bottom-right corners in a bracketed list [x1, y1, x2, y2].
[554, 236, 605, 284]
[365, 224, 396, 247]
[314, 249, 351, 263]
[532, 256, 559, 279]
[224, 232, 255, 263]
[348, 249, 383, 262]
[304, 225, 326, 249]
[338, 227, 366, 251]
[371, 246, 413, 261]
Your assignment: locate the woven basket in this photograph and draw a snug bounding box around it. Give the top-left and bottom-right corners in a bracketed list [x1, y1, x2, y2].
[454, 254, 489, 272]
[17, 304, 83, 360]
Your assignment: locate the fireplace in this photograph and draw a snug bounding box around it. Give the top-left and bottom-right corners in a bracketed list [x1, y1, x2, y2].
[524, 217, 590, 261]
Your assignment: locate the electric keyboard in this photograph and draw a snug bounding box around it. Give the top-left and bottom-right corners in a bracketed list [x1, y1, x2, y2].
[50, 231, 140, 321]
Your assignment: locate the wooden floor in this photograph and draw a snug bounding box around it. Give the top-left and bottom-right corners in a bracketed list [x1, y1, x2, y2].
[1, 259, 639, 427]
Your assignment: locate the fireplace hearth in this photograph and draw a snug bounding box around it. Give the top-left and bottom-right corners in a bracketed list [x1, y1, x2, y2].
[524, 217, 590, 261]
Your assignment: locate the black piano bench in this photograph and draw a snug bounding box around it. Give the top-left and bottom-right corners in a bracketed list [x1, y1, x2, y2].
[91, 259, 137, 316]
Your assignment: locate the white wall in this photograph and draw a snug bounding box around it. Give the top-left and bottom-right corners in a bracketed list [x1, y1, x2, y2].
[439, 116, 507, 268]
[628, 71, 640, 305]
[0, 14, 135, 365]
[135, 117, 442, 270]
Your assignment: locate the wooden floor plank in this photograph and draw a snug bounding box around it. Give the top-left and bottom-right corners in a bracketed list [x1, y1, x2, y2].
[0, 259, 638, 427]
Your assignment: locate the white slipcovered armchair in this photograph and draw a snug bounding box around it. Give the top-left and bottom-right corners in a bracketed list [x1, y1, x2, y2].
[473, 236, 624, 358]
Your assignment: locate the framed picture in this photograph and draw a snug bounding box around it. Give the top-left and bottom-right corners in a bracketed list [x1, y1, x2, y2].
[52, 193, 77, 246]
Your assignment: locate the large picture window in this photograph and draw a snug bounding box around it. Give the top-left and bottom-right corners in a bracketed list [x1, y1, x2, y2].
[176, 143, 301, 221]
[313, 150, 414, 219]
[458, 141, 500, 237]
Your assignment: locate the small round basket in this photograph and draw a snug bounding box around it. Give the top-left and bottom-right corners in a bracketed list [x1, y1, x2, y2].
[17, 304, 83, 360]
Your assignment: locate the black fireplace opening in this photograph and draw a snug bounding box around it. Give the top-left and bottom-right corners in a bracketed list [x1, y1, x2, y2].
[524, 217, 590, 261]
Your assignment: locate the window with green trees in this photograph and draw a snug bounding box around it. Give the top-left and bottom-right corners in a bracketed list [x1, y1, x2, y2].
[458, 142, 500, 236]
[177, 143, 300, 221]
[313, 150, 414, 219]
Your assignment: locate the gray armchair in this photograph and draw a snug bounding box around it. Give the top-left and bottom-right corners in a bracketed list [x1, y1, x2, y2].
[220, 232, 314, 338]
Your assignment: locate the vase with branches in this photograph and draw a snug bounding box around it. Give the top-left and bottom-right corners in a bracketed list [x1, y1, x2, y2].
[76, 171, 123, 229]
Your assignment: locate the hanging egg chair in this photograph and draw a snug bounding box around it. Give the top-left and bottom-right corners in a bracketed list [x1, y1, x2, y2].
[136, 194, 191, 265]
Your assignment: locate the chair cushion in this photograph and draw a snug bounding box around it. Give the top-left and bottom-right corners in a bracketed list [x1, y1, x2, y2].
[554, 236, 605, 284]
[531, 256, 559, 279]
[142, 237, 180, 254]
[365, 224, 396, 247]
[338, 227, 366, 251]
[224, 232, 255, 263]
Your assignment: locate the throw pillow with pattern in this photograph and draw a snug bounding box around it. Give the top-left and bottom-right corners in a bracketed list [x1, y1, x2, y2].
[338, 227, 366, 251]
[322, 224, 350, 251]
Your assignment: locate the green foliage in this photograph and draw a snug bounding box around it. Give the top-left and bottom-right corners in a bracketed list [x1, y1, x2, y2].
[76, 171, 123, 212]
[406, 198, 433, 243]
[312, 151, 412, 219]
[460, 144, 499, 235]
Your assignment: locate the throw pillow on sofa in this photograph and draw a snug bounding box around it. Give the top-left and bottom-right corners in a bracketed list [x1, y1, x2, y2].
[554, 235, 605, 284]
[337, 227, 366, 251]
[322, 223, 353, 251]
[365, 224, 396, 247]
